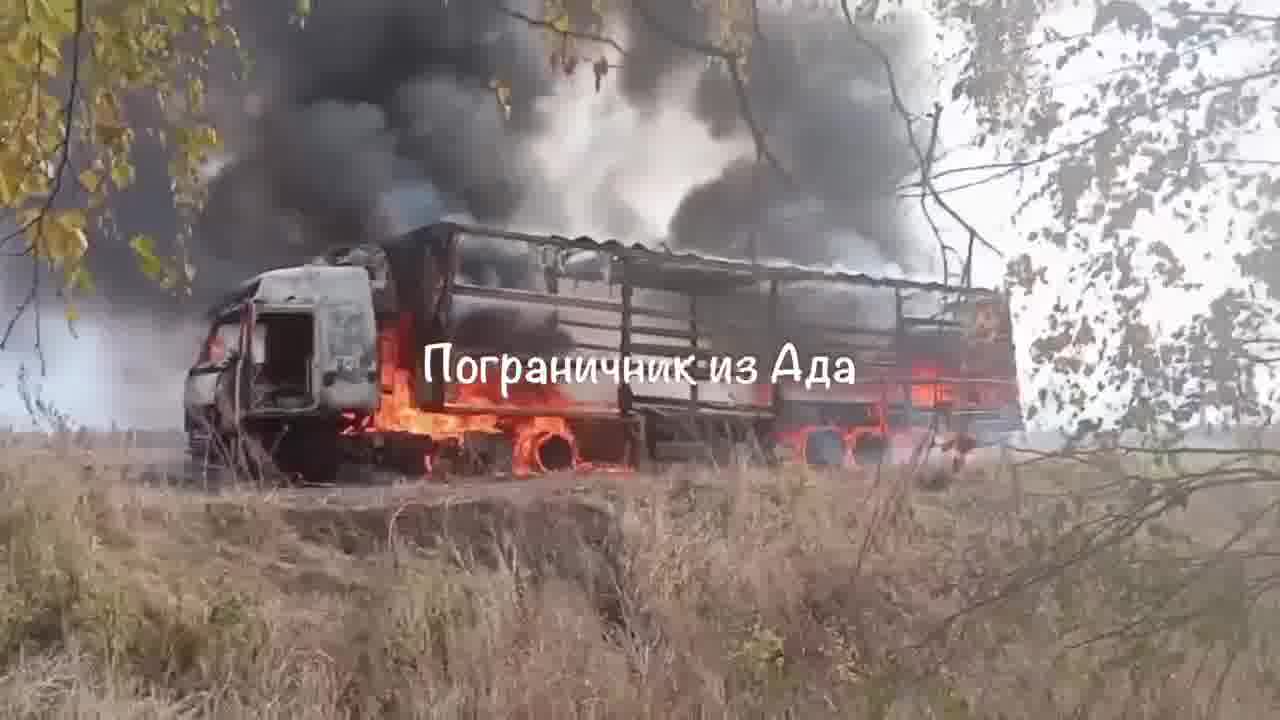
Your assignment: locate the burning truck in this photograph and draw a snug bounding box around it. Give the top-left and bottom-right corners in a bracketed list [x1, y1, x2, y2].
[182, 222, 1024, 484]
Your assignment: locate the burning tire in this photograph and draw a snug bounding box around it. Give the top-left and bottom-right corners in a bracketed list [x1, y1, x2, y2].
[531, 431, 575, 473]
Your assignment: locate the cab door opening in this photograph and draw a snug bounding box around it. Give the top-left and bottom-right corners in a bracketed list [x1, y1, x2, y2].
[249, 312, 315, 411]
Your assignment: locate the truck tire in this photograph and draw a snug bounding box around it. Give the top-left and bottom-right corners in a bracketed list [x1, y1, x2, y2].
[852, 434, 888, 467]
[804, 428, 846, 467]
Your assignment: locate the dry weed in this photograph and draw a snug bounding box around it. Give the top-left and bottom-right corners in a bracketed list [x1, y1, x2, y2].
[0, 439, 1276, 718]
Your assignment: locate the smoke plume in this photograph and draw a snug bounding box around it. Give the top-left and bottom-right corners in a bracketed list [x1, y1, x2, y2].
[1, 0, 934, 427]
[201, 0, 925, 269]
[623, 4, 921, 266]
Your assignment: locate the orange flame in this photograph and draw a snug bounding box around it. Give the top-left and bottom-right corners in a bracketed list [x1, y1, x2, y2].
[348, 315, 583, 476]
[910, 364, 954, 408]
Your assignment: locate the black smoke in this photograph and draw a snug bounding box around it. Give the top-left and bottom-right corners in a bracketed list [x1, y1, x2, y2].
[198, 0, 924, 271]
[653, 10, 920, 266]
[197, 0, 556, 267]
[2, 1, 932, 426]
[8, 2, 928, 313]
[58, 0, 927, 308]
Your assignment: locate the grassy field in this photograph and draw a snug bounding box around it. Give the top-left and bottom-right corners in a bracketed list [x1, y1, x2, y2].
[0, 434, 1278, 718]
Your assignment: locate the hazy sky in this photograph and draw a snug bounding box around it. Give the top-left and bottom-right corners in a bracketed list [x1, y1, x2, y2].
[0, 0, 1270, 430]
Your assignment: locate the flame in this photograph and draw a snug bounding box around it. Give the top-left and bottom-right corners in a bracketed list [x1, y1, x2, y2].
[910, 364, 954, 408]
[347, 313, 589, 477]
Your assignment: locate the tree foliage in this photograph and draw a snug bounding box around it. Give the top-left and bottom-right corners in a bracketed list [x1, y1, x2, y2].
[924, 0, 1280, 436]
[0, 0, 230, 328]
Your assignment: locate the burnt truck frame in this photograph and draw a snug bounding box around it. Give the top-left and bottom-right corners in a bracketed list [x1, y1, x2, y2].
[183, 222, 1024, 483]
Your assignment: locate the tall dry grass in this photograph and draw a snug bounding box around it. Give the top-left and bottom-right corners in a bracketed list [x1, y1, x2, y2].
[0, 436, 1277, 718]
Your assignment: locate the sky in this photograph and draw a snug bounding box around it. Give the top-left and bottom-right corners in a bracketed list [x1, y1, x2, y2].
[0, 0, 1272, 431]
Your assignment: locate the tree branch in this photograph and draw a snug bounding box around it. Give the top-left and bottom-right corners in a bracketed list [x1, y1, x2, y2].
[492, 3, 629, 56]
[1169, 8, 1280, 25]
[898, 61, 1280, 195]
[840, 2, 1002, 261]
[628, 0, 792, 187]
[0, 0, 85, 255]
[918, 107, 951, 282]
[0, 0, 83, 375]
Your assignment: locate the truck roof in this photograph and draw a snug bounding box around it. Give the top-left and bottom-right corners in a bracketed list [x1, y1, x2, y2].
[318, 222, 1003, 298]
[206, 264, 371, 319]
[443, 223, 1003, 297]
[207, 221, 1004, 319]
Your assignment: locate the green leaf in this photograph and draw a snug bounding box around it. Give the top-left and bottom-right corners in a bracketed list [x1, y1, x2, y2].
[110, 157, 136, 189]
[130, 233, 166, 281]
[66, 264, 95, 294]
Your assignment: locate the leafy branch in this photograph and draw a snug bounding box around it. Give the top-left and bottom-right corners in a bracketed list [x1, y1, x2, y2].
[898, 62, 1280, 197]
[0, 0, 86, 372]
[0, 0, 228, 353]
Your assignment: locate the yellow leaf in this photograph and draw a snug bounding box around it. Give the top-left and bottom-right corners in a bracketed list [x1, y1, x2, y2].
[551, 14, 571, 34]
[93, 91, 126, 144]
[0, 152, 19, 205]
[34, 0, 78, 35]
[110, 157, 135, 189]
[29, 208, 89, 264]
[66, 264, 94, 293]
[131, 233, 167, 281]
[77, 169, 100, 193]
[9, 28, 39, 68]
[53, 209, 88, 260]
[187, 0, 221, 23]
[16, 207, 43, 232]
[58, 208, 87, 230]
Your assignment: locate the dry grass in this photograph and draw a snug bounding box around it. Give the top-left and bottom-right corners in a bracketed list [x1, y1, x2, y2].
[0, 438, 1278, 719]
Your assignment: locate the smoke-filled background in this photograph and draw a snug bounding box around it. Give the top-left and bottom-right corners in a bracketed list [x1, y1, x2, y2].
[0, 0, 935, 428]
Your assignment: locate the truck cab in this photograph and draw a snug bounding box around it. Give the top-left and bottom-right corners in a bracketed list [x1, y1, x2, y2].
[183, 264, 380, 480]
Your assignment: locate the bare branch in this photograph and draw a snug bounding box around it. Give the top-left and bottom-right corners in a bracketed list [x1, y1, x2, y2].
[840, 3, 1002, 260]
[1170, 8, 1280, 24]
[628, 0, 792, 187]
[492, 3, 629, 56]
[1199, 157, 1280, 167]
[898, 62, 1280, 196]
[918, 107, 951, 281]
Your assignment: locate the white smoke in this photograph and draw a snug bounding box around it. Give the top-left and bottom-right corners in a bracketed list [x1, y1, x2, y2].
[516, 62, 752, 241]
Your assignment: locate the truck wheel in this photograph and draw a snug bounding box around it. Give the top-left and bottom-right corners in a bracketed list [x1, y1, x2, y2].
[270, 423, 338, 486]
[804, 428, 846, 467]
[853, 434, 888, 468]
